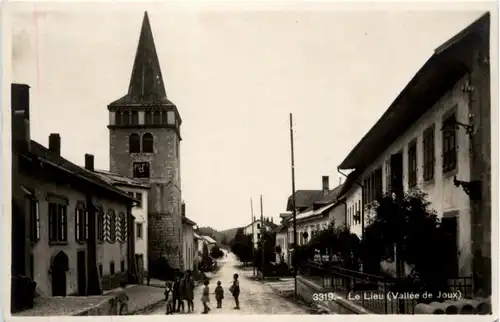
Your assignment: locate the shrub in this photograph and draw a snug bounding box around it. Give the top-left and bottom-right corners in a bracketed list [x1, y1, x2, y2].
[11, 275, 37, 313]
[210, 245, 224, 259]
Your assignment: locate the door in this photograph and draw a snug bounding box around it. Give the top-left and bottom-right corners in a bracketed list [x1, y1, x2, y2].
[136, 254, 144, 285]
[441, 216, 459, 277]
[390, 152, 404, 196]
[51, 251, 69, 296]
[77, 250, 86, 296]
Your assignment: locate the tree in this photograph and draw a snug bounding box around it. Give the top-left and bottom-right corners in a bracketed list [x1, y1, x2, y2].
[210, 244, 224, 259]
[253, 230, 276, 271]
[199, 243, 213, 272]
[362, 190, 452, 297]
[230, 228, 253, 265]
[221, 234, 229, 245]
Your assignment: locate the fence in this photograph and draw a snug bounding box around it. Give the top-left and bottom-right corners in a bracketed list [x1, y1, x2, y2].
[301, 261, 473, 314]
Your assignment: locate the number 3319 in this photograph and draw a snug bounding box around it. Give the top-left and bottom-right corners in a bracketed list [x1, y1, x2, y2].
[312, 292, 336, 301]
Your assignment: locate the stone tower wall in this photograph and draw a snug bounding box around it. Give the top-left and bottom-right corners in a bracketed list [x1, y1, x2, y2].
[109, 127, 183, 270]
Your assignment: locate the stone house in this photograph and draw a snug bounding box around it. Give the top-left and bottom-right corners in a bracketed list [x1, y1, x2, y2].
[181, 203, 197, 271]
[11, 84, 138, 298]
[94, 169, 150, 282]
[337, 13, 490, 291]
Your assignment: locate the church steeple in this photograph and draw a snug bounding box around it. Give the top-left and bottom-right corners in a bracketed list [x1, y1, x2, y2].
[109, 11, 172, 106]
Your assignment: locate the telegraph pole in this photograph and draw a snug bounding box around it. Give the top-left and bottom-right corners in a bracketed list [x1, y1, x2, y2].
[289, 113, 298, 298]
[260, 194, 265, 279]
[250, 198, 255, 276]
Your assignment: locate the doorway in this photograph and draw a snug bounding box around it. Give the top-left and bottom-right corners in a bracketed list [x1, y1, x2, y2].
[390, 152, 404, 196]
[77, 250, 86, 296]
[51, 251, 69, 296]
[441, 216, 459, 277]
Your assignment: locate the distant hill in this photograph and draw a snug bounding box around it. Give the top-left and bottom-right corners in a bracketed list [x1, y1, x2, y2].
[197, 226, 243, 245]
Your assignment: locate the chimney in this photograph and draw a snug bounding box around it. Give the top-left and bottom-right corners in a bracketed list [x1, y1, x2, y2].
[84, 154, 94, 171]
[182, 203, 186, 217]
[322, 176, 329, 196]
[11, 84, 31, 151]
[49, 133, 61, 155]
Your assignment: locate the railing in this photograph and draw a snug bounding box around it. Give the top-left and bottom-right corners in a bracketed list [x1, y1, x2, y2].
[300, 261, 473, 314]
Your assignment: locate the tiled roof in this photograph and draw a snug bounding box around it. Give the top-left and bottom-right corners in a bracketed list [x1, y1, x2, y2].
[202, 235, 217, 244]
[94, 169, 151, 189]
[286, 184, 344, 211]
[182, 216, 197, 226]
[25, 141, 135, 202]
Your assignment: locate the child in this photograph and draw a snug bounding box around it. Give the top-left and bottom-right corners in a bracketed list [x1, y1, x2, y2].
[214, 281, 224, 308]
[201, 280, 211, 314]
[230, 273, 240, 310]
[116, 281, 129, 315]
[164, 282, 174, 315]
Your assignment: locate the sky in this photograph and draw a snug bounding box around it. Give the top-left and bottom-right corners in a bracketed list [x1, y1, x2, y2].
[10, 1, 493, 230]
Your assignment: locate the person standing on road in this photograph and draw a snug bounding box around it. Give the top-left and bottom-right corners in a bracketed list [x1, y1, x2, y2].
[214, 281, 224, 308]
[172, 273, 180, 312]
[230, 273, 240, 310]
[164, 282, 174, 314]
[201, 280, 211, 314]
[116, 281, 130, 315]
[184, 270, 195, 313]
[177, 272, 186, 313]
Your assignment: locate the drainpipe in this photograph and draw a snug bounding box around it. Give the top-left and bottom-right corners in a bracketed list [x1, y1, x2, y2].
[337, 168, 365, 239]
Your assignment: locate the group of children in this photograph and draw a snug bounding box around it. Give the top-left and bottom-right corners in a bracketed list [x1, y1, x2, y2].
[165, 273, 240, 314]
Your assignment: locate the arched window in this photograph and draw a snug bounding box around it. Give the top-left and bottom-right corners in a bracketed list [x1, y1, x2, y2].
[129, 133, 141, 153]
[131, 111, 139, 125]
[153, 111, 162, 124]
[142, 133, 154, 153]
[145, 111, 152, 125]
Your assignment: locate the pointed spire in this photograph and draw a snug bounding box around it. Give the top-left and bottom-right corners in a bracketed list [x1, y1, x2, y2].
[110, 11, 171, 106]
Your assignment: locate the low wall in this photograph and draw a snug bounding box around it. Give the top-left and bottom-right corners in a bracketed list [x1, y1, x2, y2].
[296, 276, 372, 314]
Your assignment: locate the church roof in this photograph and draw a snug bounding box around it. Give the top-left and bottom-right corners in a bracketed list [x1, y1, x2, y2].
[109, 11, 173, 107]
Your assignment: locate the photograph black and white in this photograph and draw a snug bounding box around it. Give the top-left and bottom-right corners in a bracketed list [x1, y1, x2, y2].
[7, 1, 496, 317]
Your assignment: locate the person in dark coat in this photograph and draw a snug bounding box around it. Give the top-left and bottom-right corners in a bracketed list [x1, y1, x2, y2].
[172, 275, 180, 312]
[177, 273, 186, 313]
[184, 270, 195, 313]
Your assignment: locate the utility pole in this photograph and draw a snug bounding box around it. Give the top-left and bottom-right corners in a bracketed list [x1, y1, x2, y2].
[289, 113, 298, 298]
[250, 198, 255, 276]
[260, 194, 265, 279]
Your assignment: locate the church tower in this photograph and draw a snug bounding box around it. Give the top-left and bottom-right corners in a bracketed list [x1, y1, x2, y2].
[108, 12, 183, 270]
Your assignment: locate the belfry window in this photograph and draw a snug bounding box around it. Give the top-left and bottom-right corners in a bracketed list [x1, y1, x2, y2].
[131, 111, 139, 125]
[153, 111, 162, 124]
[142, 133, 154, 153]
[129, 133, 141, 153]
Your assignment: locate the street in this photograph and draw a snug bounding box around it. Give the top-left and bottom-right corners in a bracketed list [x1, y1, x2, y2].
[145, 252, 310, 315]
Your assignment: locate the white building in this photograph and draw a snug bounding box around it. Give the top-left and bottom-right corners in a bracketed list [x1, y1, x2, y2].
[201, 235, 217, 252]
[337, 14, 491, 279]
[243, 218, 277, 249]
[181, 203, 197, 271]
[95, 169, 150, 281]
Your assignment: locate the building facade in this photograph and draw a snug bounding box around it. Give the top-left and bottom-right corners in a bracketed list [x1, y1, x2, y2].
[181, 203, 197, 271]
[95, 170, 150, 281]
[338, 14, 490, 288]
[243, 218, 277, 249]
[11, 84, 137, 299]
[107, 12, 184, 269]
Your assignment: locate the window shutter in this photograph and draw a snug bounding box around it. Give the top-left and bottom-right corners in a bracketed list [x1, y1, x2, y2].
[60, 206, 67, 241]
[49, 205, 54, 242]
[85, 210, 89, 240]
[385, 160, 391, 194]
[35, 200, 40, 241]
[76, 209, 81, 241]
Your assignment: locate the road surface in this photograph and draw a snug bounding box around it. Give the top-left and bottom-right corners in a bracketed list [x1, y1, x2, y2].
[145, 251, 310, 315]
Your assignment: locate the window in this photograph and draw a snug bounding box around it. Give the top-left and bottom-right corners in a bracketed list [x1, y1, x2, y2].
[120, 260, 125, 272]
[131, 111, 139, 125]
[27, 197, 40, 243]
[135, 193, 142, 207]
[98, 264, 103, 277]
[442, 114, 457, 173]
[142, 133, 154, 153]
[363, 168, 383, 205]
[257, 224, 260, 230]
[145, 111, 152, 125]
[75, 203, 88, 243]
[118, 212, 127, 243]
[136, 223, 143, 239]
[408, 140, 417, 188]
[108, 210, 116, 243]
[129, 133, 141, 153]
[110, 261, 115, 275]
[97, 207, 104, 243]
[133, 162, 150, 178]
[153, 111, 162, 124]
[167, 111, 175, 125]
[423, 125, 435, 181]
[48, 202, 67, 243]
[357, 200, 361, 224]
[175, 139, 180, 158]
[257, 233, 261, 240]
[122, 112, 130, 125]
[115, 112, 122, 125]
